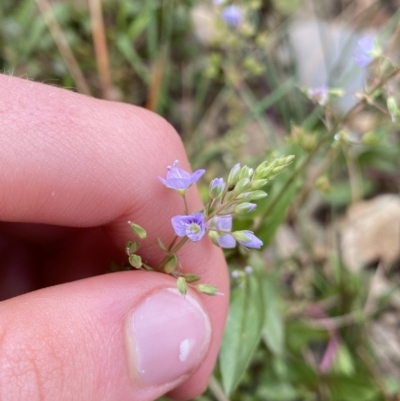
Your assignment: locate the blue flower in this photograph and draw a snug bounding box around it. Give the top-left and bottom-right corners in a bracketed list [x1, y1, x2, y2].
[353, 36, 375, 67]
[222, 5, 242, 27]
[159, 160, 205, 192]
[171, 212, 206, 242]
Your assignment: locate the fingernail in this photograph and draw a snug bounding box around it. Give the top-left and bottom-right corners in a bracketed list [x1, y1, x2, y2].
[130, 288, 211, 386]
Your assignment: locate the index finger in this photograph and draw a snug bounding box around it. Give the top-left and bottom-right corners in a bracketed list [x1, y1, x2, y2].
[0, 74, 229, 399]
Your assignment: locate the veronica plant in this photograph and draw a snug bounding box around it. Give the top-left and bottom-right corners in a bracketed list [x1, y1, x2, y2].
[124, 156, 294, 296]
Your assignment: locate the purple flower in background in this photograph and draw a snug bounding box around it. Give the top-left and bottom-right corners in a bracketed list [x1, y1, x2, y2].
[213, 0, 224, 5]
[307, 85, 329, 106]
[171, 212, 206, 242]
[353, 36, 375, 67]
[235, 230, 263, 249]
[159, 160, 205, 192]
[222, 5, 242, 27]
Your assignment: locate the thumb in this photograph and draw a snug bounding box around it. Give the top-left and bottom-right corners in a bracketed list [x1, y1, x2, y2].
[0, 271, 212, 401]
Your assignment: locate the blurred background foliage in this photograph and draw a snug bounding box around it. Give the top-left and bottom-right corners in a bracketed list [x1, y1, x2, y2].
[2, 0, 400, 400]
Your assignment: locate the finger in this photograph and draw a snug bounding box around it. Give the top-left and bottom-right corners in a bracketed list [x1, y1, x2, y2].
[0, 271, 212, 401]
[0, 75, 229, 398]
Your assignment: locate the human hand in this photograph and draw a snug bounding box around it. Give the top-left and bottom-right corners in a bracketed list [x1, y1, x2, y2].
[0, 74, 229, 401]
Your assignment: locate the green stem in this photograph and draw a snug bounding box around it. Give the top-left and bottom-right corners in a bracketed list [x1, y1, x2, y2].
[156, 237, 189, 271]
[255, 67, 400, 229]
[182, 194, 189, 215]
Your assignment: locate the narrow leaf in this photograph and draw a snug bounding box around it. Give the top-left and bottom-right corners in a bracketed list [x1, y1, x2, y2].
[219, 273, 265, 395]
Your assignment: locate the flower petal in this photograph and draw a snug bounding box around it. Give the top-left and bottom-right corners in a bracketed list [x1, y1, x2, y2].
[190, 169, 206, 184]
[215, 215, 232, 231]
[171, 216, 188, 237]
[164, 178, 191, 190]
[238, 231, 263, 249]
[217, 234, 236, 248]
[167, 167, 191, 180]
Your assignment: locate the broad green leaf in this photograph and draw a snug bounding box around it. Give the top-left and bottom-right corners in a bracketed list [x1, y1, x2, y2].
[219, 274, 265, 395]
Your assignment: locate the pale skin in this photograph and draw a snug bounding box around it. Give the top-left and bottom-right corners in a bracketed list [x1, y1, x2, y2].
[0, 74, 229, 401]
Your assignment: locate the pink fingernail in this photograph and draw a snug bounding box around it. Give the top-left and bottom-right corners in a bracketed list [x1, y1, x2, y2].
[131, 288, 211, 386]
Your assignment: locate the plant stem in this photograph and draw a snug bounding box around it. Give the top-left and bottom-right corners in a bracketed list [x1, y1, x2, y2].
[255, 67, 400, 230]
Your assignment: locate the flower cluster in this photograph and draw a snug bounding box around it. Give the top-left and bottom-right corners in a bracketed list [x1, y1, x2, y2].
[125, 155, 295, 296]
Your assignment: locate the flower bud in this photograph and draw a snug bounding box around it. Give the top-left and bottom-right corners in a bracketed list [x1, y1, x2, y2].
[227, 163, 241, 187]
[208, 230, 219, 243]
[234, 202, 257, 214]
[251, 179, 268, 189]
[209, 177, 225, 199]
[232, 231, 252, 242]
[233, 177, 251, 195]
[177, 276, 187, 296]
[239, 165, 254, 181]
[237, 190, 268, 201]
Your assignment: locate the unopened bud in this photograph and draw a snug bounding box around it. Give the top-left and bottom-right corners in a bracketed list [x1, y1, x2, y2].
[227, 163, 241, 187]
[251, 179, 268, 189]
[232, 231, 252, 242]
[239, 165, 254, 180]
[235, 202, 257, 214]
[209, 177, 225, 199]
[233, 178, 251, 194]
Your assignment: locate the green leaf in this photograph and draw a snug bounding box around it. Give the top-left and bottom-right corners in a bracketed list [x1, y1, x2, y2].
[219, 273, 265, 395]
[262, 275, 285, 357]
[157, 237, 167, 251]
[256, 178, 299, 247]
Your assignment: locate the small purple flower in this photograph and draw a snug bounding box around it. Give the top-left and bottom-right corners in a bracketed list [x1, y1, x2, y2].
[222, 5, 242, 27]
[353, 36, 374, 67]
[159, 160, 205, 192]
[235, 230, 263, 249]
[171, 212, 206, 242]
[307, 85, 329, 106]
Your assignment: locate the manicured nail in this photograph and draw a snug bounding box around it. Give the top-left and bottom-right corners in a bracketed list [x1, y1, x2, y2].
[130, 288, 211, 386]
